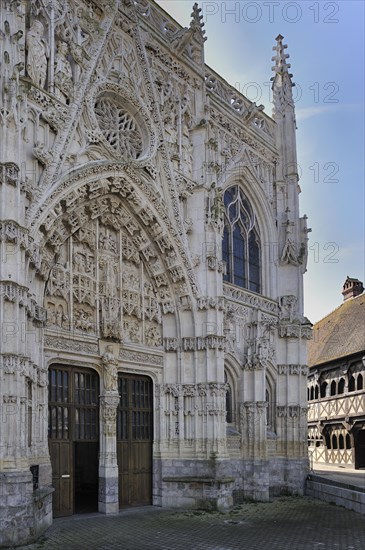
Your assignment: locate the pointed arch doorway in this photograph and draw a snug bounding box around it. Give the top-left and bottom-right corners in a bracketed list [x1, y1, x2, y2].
[48, 365, 99, 517]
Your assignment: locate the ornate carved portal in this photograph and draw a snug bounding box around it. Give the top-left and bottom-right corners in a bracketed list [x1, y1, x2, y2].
[45, 218, 162, 347]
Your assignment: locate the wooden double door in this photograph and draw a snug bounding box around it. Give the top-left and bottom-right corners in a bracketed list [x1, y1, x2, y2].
[49, 366, 153, 516]
[117, 374, 153, 507]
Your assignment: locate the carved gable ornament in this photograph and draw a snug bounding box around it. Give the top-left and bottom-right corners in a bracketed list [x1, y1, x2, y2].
[87, 83, 156, 162]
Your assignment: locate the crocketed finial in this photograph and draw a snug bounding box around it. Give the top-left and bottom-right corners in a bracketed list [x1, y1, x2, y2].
[190, 3, 207, 43]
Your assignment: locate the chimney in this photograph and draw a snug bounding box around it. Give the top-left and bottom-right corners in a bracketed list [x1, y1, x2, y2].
[342, 276, 364, 301]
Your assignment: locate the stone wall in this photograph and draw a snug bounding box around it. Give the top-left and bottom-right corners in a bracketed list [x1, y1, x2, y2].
[0, 471, 53, 547]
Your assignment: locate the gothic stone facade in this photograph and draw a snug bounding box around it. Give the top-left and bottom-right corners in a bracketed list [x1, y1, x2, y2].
[0, 1, 311, 546]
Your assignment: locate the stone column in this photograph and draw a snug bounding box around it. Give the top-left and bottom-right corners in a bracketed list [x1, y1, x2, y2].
[98, 392, 120, 514]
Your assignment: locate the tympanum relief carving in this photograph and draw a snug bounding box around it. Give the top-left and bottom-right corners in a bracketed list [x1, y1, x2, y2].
[45, 218, 162, 346]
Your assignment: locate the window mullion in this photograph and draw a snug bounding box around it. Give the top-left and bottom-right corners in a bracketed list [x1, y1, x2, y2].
[229, 226, 234, 283]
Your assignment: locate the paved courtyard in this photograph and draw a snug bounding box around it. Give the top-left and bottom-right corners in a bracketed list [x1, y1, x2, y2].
[10, 496, 365, 550]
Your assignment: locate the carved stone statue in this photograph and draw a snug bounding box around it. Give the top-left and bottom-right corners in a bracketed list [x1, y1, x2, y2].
[279, 295, 298, 322]
[54, 41, 73, 102]
[209, 183, 225, 227]
[281, 222, 299, 266]
[102, 345, 118, 392]
[26, 20, 48, 88]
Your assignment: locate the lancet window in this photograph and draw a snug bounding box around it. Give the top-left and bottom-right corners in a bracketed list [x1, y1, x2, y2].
[222, 186, 261, 293]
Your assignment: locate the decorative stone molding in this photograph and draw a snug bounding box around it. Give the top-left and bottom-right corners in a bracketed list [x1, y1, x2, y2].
[0, 162, 20, 186]
[241, 361, 265, 371]
[100, 394, 120, 439]
[176, 174, 198, 199]
[210, 108, 276, 160]
[145, 38, 200, 88]
[197, 296, 225, 311]
[3, 395, 17, 404]
[278, 295, 298, 321]
[1, 354, 18, 374]
[223, 284, 278, 314]
[0, 355, 43, 382]
[163, 382, 228, 398]
[278, 322, 312, 340]
[240, 401, 267, 416]
[0, 220, 28, 246]
[26, 297, 47, 325]
[44, 335, 99, 355]
[119, 348, 163, 366]
[277, 405, 308, 418]
[239, 401, 268, 437]
[224, 302, 249, 319]
[164, 337, 178, 351]
[277, 364, 308, 376]
[182, 335, 225, 352]
[205, 73, 272, 143]
[0, 281, 28, 306]
[206, 254, 225, 273]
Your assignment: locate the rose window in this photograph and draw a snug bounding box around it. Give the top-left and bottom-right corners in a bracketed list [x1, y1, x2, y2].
[94, 96, 143, 159]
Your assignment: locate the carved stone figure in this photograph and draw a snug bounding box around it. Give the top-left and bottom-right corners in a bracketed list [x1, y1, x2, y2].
[209, 183, 225, 226]
[54, 41, 73, 102]
[281, 222, 299, 266]
[279, 295, 298, 322]
[102, 345, 118, 392]
[26, 20, 48, 88]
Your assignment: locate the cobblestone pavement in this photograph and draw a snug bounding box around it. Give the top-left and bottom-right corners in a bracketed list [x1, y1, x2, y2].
[10, 497, 365, 550]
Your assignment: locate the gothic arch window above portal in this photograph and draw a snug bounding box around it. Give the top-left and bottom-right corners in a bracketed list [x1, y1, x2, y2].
[222, 186, 261, 293]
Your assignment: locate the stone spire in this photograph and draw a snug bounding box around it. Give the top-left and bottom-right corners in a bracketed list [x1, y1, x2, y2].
[271, 34, 295, 116]
[190, 3, 206, 44]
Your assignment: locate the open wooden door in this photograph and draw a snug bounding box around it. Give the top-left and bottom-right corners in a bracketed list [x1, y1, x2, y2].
[48, 366, 99, 517]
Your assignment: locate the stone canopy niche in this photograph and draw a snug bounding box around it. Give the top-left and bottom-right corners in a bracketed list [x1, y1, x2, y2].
[45, 218, 162, 347]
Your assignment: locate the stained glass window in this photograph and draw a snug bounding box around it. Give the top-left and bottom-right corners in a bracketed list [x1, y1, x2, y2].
[222, 186, 261, 292]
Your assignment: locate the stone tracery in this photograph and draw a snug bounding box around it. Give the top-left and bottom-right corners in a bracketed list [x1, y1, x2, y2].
[94, 96, 143, 159]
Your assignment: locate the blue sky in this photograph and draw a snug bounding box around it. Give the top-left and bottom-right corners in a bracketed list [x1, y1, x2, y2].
[156, 0, 365, 323]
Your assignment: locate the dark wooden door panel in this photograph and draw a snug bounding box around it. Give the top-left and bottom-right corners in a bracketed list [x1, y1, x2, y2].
[49, 440, 73, 517]
[117, 374, 152, 507]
